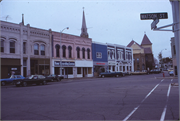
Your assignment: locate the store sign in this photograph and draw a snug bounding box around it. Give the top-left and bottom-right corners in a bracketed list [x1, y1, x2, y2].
[54, 61, 75, 66]
[11, 68, 17, 70]
[96, 63, 105, 65]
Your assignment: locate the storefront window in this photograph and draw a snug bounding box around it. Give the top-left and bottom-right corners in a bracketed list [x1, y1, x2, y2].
[77, 67, 81, 74]
[88, 67, 92, 74]
[68, 67, 73, 74]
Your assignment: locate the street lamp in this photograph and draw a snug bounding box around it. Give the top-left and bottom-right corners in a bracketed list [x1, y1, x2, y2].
[60, 27, 69, 76]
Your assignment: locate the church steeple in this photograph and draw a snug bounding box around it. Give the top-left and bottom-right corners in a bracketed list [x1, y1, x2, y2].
[80, 8, 89, 38]
[22, 14, 24, 25]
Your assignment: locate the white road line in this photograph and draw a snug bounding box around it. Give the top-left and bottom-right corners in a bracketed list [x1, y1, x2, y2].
[123, 79, 164, 121]
[160, 79, 173, 121]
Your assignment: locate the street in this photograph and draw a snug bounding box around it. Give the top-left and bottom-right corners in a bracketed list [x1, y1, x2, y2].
[1, 72, 179, 120]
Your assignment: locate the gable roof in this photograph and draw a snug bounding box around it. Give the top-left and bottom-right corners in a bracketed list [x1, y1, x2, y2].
[141, 34, 152, 45]
[127, 40, 143, 49]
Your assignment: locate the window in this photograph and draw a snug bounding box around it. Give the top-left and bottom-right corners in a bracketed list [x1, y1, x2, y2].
[68, 46, 72, 58]
[1, 40, 4, 52]
[173, 45, 176, 55]
[23, 42, 26, 54]
[10, 41, 15, 53]
[88, 67, 92, 74]
[77, 67, 81, 74]
[76, 47, 80, 58]
[55, 44, 60, 57]
[113, 66, 115, 71]
[62, 45, 66, 58]
[82, 48, 85, 59]
[112, 50, 114, 59]
[96, 52, 102, 58]
[108, 50, 110, 59]
[137, 58, 139, 63]
[34, 44, 39, 55]
[40, 45, 45, 55]
[87, 48, 90, 59]
[68, 67, 73, 74]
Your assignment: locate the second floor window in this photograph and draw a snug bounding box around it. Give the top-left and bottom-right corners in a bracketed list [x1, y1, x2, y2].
[82, 48, 85, 59]
[23, 42, 26, 54]
[76, 47, 80, 58]
[55, 44, 60, 57]
[68, 46, 72, 58]
[1, 40, 4, 52]
[87, 48, 90, 59]
[34, 44, 39, 55]
[62, 45, 66, 58]
[10, 41, 15, 53]
[41, 45, 45, 55]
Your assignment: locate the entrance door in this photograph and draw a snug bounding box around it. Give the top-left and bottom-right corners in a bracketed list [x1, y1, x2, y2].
[83, 67, 87, 77]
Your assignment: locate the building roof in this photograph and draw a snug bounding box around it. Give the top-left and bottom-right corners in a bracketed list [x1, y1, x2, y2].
[127, 40, 143, 49]
[141, 34, 152, 45]
[144, 48, 152, 54]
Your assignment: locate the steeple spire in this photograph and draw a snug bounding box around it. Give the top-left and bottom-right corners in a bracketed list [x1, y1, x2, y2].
[80, 8, 89, 38]
[22, 14, 24, 25]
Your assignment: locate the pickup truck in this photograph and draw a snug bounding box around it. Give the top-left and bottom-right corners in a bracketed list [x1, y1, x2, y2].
[1, 75, 25, 86]
[99, 71, 125, 78]
[13, 75, 51, 87]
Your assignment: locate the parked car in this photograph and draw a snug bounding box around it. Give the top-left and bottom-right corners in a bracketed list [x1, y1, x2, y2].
[149, 69, 161, 74]
[1, 75, 25, 86]
[131, 70, 149, 75]
[45, 74, 64, 82]
[169, 71, 174, 76]
[99, 71, 125, 78]
[13, 75, 51, 87]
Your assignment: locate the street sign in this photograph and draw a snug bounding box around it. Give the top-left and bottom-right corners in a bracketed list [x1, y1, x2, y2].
[151, 18, 159, 30]
[140, 12, 168, 20]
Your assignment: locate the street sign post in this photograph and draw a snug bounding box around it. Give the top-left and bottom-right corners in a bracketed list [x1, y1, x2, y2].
[140, 12, 168, 20]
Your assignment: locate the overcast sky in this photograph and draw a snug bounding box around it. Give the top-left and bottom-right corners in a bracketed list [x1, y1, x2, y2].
[0, 0, 174, 60]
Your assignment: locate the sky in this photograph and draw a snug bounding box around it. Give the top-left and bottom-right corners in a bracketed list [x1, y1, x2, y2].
[0, 0, 175, 60]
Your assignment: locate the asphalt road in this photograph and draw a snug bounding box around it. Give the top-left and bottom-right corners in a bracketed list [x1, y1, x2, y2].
[1, 72, 179, 120]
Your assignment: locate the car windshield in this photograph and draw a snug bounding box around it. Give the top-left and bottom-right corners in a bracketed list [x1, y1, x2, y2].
[26, 75, 34, 79]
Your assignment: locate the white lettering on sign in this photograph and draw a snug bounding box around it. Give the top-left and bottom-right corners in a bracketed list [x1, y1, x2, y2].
[141, 14, 157, 19]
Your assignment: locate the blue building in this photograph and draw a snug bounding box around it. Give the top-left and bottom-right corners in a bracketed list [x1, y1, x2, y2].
[92, 41, 108, 77]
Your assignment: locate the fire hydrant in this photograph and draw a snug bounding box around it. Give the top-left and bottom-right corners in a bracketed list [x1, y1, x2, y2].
[163, 72, 165, 77]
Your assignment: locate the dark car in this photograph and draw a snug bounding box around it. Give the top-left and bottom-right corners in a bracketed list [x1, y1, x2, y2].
[46, 74, 64, 82]
[1, 75, 25, 86]
[14, 75, 51, 87]
[99, 71, 125, 78]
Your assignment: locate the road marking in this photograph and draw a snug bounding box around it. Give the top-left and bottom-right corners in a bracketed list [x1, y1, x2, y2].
[160, 79, 173, 121]
[123, 79, 164, 121]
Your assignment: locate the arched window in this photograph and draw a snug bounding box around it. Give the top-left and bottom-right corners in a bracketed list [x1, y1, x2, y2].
[55, 44, 60, 57]
[34, 43, 39, 55]
[76, 47, 80, 58]
[10, 41, 15, 53]
[40, 44, 45, 55]
[62, 45, 66, 58]
[87, 48, 90, 59]
[1, 39, 4, 52]
[68, 46, 72, 58]
[82, 48, 85, 59]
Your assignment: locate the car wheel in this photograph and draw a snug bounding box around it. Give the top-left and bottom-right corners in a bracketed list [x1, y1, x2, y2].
[42, 80, 47, 85]
[1, 81, 6, 86]
[57, 78, 60, 82]
[22, 82, 27, 87]
[122, 74, 125, 77]
[51, 79, 54, 82]
[116, 75, 119, 77]
[101, 75, 105, 78]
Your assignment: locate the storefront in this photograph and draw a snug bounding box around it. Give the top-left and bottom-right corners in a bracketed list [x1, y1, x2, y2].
[1, 58, 21, 79]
